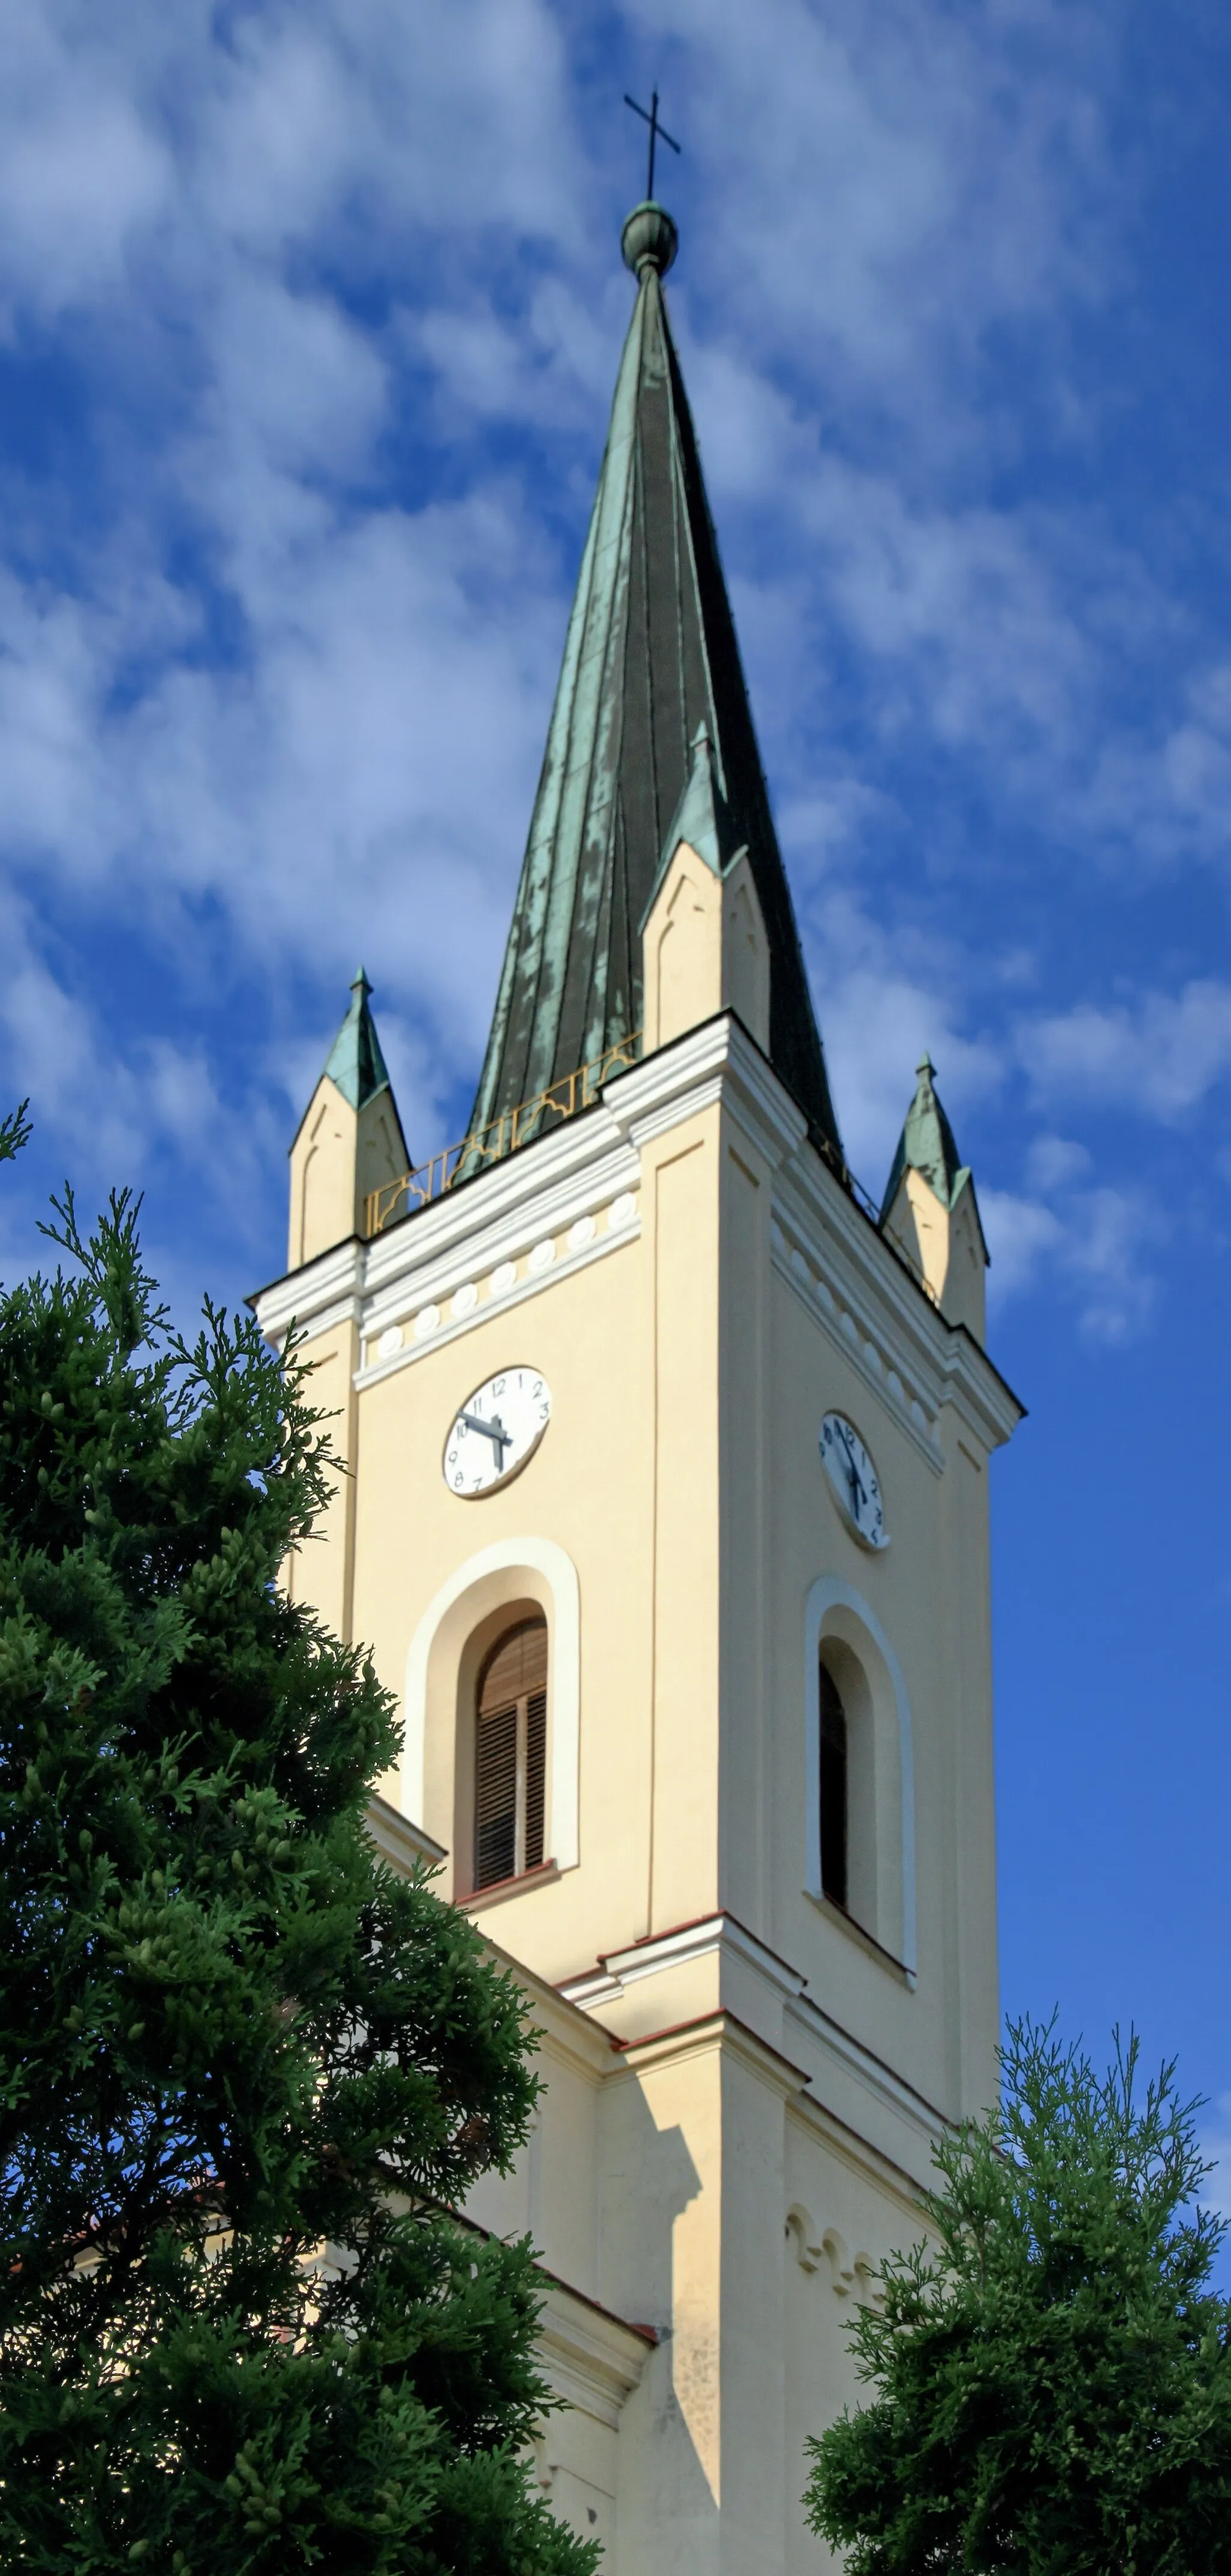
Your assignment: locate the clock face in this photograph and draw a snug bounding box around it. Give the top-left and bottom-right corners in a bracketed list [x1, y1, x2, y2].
[444, 1368, 552, 1498]
[820, 1413, 888, 1550]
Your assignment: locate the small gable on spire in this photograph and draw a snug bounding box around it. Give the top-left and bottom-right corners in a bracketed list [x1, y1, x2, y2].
[881, 1055, 988, 1341]
[641, 721, 771, 1054]
[644, 722, 747, 903]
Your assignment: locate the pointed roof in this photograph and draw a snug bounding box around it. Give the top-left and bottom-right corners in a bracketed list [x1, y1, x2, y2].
[467, 201, 842, 1161]
[647, 720, 747, 897]
[323, 967, 391, 1110]
[881, 1054, 973, 1219]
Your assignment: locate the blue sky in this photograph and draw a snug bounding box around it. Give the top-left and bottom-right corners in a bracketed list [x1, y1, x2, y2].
[1, 1, 1228, 2207]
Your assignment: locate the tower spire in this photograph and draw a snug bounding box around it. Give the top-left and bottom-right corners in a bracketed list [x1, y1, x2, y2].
[468, 202, 842, 1163]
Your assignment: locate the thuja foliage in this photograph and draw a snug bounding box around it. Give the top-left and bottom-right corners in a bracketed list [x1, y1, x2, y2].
[0, 1126, 593, 2574]
[805, 2016, 1231, 2576]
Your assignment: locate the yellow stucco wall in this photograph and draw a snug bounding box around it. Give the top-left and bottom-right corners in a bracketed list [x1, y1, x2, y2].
[261, 1009, 1020, 2575]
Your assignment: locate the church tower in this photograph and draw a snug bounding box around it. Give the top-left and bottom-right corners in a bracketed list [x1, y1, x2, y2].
[255, 198, 1021, 2574]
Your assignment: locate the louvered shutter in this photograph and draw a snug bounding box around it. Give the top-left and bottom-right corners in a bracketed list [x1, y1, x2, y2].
[474, 1618, 549, 1889]
[525, 1687, 547, 1870]
[475, 1702, 518, 1888]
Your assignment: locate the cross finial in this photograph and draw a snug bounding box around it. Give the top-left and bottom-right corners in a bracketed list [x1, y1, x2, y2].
[623, 86, 680, 202]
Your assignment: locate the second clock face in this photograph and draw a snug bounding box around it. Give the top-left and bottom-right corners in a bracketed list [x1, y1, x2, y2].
[444, 1368, 552, 1498]
[820, 1413, 888, 1550]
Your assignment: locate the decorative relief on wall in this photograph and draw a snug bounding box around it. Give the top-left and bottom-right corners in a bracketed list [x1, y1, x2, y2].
[784, 2203, 822, 2272]
[769, 1211, 944, 1469]
[786, 2207, 879, 2303]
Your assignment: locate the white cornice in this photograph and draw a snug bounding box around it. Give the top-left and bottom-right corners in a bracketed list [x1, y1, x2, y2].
[771, 1121, 1021, 1464]
[353, 1214, 641, 1392]
[252, 1238, 364, 1347]
[557, 1908, 946, 2153]
[361, 1148, 638, 1340]
[251, 1020, 1022, 1454]
[778, 1162, 949, 1398]
[709, 1017, 810, 1170]
[773, 1229, 947, 1475]
[560, 1911, 806, 2011]
[606, 1012, 807, 1172]
[362, 1121, 638, 1311]
[936, 1322, 1024, 1451]
[537, 2280, 654, 2428]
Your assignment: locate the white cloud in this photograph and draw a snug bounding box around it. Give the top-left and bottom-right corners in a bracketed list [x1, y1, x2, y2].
[0, 882, 283, 1247]
[823, 968, 998, 1192]
[981, 1189, 1065, 1301]
[629, 0, 1116, 436]
[0, 2, 172, 323]
[1063, 1185, 1156, 1344]
[984, 1170, 1157, 1344]
[1025, 984, 1231, 1119]
[0, 0, 1220, 1354]
[1024, 1134, 1092, 1193]
[791, 877, 1003, 1190]
[0, 480, 564, 1075]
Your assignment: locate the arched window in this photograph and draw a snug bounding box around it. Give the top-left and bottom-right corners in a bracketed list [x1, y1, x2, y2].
[819, 1660, 848, 1911]
[474, 1617, 548, 1891]
[805, 1580, 916, 1974]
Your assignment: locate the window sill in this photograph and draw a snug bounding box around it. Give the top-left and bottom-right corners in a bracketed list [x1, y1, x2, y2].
[805, 1889, 914, 1987]
[457, 1860, 560, 1914]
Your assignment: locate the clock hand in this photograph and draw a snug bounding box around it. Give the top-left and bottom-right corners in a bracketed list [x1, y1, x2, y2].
[835, 1424, 867, 1513]
[460, 1409, 512, 1464]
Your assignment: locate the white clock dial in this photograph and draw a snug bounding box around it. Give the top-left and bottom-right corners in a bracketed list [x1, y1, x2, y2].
[820, 1413, 888, 1550]
[444, 1368, 552, 1498]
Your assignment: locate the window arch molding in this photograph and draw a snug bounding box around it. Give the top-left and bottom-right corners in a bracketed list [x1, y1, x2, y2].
[803, 1577, 916, 1980]
[402, 1537, 581, 1874]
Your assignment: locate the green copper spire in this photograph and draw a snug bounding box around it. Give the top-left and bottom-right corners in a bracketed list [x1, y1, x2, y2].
[323, 967, 391, 1111]
[467, 203, 842, 1161]
[881, 1054, 972, 1219]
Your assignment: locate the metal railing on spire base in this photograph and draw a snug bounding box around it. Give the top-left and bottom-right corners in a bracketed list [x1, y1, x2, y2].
[364, 1031, 643, 1239]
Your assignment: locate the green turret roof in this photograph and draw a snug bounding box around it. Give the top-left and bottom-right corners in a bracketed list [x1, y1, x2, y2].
[644, 720, 746, 904]
[881, 1054, 971, 1219]
[467, 202, 842, 1161]
[323, 967, 391, 1110]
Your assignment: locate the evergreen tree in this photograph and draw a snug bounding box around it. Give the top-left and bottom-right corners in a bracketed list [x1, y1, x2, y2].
[805, 2017, 1231, 2575]
[0, 1132, 593, 2575]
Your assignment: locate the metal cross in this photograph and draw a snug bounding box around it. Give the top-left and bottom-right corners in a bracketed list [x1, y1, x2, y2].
[623, 87, 680, 201]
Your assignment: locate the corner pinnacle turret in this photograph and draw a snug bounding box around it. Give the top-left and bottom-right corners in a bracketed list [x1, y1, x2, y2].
[468, 201, 842, 1164]
[286, 970, 408, 1268]
[881, 1054, 967, 1219]
[881, 1054, 988, 1341]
